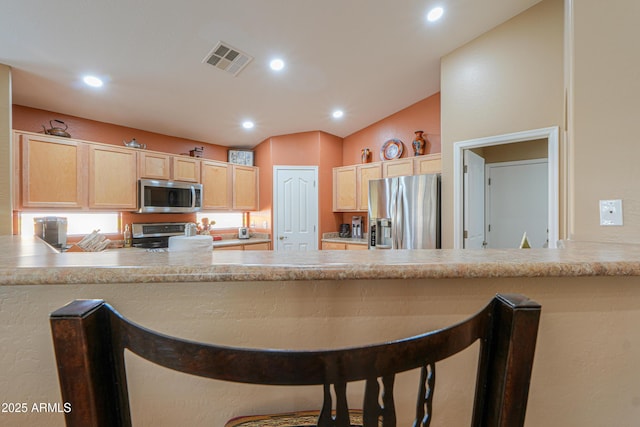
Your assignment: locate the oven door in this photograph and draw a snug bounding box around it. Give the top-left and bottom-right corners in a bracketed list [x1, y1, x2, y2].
[138, 179, 203, 213]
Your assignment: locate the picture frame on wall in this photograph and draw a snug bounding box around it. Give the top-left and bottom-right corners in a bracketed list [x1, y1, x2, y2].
[228, 149, 254, 166]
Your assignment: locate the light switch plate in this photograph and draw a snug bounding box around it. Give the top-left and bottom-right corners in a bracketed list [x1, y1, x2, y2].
[599, 199, 623, 226]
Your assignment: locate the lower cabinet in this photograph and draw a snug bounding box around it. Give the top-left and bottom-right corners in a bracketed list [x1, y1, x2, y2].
[215, 242, 271, 250]
[322, 242, 368, 250]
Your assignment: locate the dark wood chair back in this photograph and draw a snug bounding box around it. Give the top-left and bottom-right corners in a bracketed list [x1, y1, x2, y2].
[50, 293, 541, 427]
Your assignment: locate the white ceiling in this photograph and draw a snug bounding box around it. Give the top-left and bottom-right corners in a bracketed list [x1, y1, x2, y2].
[0, 0, 541, 148]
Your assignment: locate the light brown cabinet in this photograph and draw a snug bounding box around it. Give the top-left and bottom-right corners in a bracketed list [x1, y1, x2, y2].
[333, 166, 357, 211]
[332, 154, 441, 212]
[88, 144, 137, 209]
[201, 160, 231, 209]
[321, 241, 368, 250]
[172, 156, 200, 182]
[413, 153, 441, 174]
[138, 152, 171, 180]
[333, 163, 381, 212]
[215, 242, 270, 250]
[382, 158, 413, 177]
[232, 165, 259, 211]
[20, 133, 86, 209]
[139, 152, 200, 183]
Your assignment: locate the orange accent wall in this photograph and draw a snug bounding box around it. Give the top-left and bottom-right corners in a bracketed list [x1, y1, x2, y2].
[253, 131, 343, 244]
[342, 92, 441, 165]
[12, 105, 228, 161]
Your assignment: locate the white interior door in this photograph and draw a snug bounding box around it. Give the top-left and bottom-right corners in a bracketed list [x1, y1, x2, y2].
[486, 159, 548, 248]
[463, 150, 486, 249]
[273, 166, 318, 251]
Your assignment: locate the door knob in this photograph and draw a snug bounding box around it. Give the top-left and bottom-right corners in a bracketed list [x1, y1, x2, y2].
[279, 236, 287, 240]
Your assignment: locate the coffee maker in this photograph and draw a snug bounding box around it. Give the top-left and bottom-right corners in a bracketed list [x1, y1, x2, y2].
[351, 216, 364, 239]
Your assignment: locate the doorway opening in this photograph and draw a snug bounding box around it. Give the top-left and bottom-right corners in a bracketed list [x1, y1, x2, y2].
[453, 127, 559, 249]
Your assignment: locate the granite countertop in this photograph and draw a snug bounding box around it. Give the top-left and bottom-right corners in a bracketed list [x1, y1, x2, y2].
[3, 236, 640, 285]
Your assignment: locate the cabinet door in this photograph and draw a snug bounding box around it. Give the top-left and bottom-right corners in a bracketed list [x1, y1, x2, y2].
[322, 242, 346, 250]
[357, 163, 382, 211]
[201, 160, 231, 209]
[89, 145, 137, 209]
[139, 152, 171, 179]
[382, 158, 414, 177]
[172, 157, 201, 182]
[21, 133, 86, 208]
[232, 165, 259, 211]
[333, 166, 357, 211]
[413, 153, 442, 174]
[345, 243, 368, 250]
[244, 242, 270, 250]
[215, 245, 243, 250]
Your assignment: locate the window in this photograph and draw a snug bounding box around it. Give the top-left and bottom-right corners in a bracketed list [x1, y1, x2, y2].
[196, 213, 243, 229]
[20, 212, 120, 237]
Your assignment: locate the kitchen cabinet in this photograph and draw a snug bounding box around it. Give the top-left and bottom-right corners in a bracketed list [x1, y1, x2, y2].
[201, 160, 231, 209]
[357, 163, 382, 211]
[413, 153, 441, 174]
[172, 156, 200, 182]
[138, 152, 171, 180]
[20, 133, 86, 208]
[333, 163, 381, 212]
[215, 242, 270, 250]
[333, 166, 357, 211]
[88, 144, 137, 209]
[232, 165, 259, 211]
[382, 158, 413, 177]
[139, 152, 200, 183]
[321, 241, 368, 250]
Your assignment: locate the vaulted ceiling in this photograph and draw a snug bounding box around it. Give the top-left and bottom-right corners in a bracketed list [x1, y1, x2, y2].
[1, 0, 541, 147]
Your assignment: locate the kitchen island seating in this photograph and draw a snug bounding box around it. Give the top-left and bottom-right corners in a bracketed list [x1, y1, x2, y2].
[50, 294, 541, 427]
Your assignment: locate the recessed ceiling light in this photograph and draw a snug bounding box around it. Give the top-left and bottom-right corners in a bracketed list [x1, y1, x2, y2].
[270, 58, 285, 71]
[427, 6, 444, 22]
[242, 121, 255, 129]
[332, 110, 344, 119]
[83, 75, 103, 88]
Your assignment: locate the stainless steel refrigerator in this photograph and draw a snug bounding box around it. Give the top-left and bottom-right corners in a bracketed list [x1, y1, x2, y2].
[368, 174, 440, 249]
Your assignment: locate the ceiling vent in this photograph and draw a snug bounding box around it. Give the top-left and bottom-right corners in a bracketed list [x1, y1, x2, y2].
[203, 42, 253, 76]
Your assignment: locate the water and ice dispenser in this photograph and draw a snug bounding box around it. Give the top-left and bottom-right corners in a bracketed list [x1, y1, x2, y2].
[369, 218, 392, 249]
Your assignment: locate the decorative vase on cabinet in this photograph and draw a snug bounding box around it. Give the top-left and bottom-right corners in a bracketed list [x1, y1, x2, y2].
[412, 130, 427, 156]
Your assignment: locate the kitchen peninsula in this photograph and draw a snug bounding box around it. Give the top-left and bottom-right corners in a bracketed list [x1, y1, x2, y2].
[2, 236, 640, 426]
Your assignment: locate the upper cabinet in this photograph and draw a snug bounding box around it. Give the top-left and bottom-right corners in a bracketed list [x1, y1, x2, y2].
[357, 163, 382, 211]
[172, 156, 200, 182]
[20, 133, 86, 209]
[232, 165, 259, 211]
[382, 158, 413, 178]
[333, 163, 382, 212]
[413, 153, 442, 175]
[88, 144, 137, 210]
[332, 154, 441, 212]
[201, 160, 231, 210]
[138, 152, 171, 180]
[333, 166, 357, 211]
[138, 152, 200, 182]
[14, 130, 259, 213]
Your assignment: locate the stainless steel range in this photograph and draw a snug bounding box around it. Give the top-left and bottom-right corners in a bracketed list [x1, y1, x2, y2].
[131, 223, 188, 248]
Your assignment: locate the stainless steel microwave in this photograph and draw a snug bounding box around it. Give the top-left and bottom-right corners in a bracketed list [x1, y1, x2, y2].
[138, 179, 202, 213]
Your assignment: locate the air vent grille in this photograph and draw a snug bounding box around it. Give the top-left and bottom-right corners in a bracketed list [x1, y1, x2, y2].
[203, 42, 253, 76]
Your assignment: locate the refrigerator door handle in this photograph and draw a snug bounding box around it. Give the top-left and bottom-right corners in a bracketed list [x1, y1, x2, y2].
[394, 182, 404, 249]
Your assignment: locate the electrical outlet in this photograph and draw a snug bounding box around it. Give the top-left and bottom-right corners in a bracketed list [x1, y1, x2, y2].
[599, 199, 623, 226]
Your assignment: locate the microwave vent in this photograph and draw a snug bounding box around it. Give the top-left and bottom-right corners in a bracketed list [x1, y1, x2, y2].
[203, 41, 253, 76]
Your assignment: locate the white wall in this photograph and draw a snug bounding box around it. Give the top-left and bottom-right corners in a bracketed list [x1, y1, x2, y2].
[569, 0, 640, 242]
[0, 65, 11, 235]
[440, 0, 565, 248]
